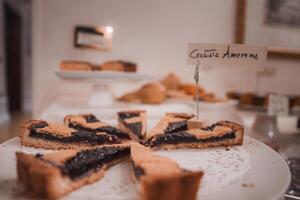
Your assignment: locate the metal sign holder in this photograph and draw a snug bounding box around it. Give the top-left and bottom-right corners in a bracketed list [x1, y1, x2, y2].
[194, 59, 200, 119]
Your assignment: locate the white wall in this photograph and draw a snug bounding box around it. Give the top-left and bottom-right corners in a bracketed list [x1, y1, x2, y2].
[32, 0, 300, 117]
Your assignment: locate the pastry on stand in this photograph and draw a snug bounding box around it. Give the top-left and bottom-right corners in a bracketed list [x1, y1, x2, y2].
[118, 82, 166, 104]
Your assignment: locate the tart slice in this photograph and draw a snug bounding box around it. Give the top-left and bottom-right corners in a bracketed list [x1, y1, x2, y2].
[117, 110, 147, 141]
[64, 114, 130, 140]
[147, 113, 194, 137]
[131, 143, 203, 200]
[16, 145, 130, 199]
[144, 120, 244, 150]
[20, 120, 122, 150]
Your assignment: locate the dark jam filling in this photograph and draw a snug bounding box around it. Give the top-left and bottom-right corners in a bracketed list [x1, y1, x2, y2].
[28, 121, 48, 129]
[120, 61, 136, 67]
[69, 123, 130, 139]
[97, 126, 130, 139]
[118, 112, 144, 138]
[62, 147, 130, 179]
[29, 129, 121, 145]
[118, 112, 140, 121]
[83, 115, 100, 123]
[131, 161, 145, 180]
[164, 121, 188, 133]
[144, 131, 236, 147]
[125, 122, 143, 138]
[36, 147, 130, 180]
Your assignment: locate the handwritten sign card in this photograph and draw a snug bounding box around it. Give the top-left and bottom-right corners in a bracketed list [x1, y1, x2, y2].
[187, 43, 267, 71]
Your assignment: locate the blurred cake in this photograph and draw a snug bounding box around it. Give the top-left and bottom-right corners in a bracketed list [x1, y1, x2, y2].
[60, 60, 137, 72]
[118, 73, 224, 104]
[160, 73, 182, 91]
[60, 61, 94, 71]
[100, 60, 137, 72]
[118, 82, 166, 104]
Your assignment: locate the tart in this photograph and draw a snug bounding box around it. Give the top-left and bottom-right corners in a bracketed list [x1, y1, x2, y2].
[64, 114, 130, 140]
[20, 120, 122, 150]
[130, 143, 203, 200]
[147, 113, 194, 137]
[16, 145, 130, 199]
[117, 110, 147, 141]
[144, 120, 244, 150]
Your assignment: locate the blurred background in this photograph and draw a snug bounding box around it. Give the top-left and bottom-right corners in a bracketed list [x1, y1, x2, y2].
[0, 0, 300, 198]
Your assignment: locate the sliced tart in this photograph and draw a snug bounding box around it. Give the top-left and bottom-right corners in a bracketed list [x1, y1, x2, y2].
[20, 120, 122, 150]
[144, 120, 244, 150]
[64, 114, 130, 140]
[131, 143, 203, 200]
[147, 113, 194, 137]
[117, 110, 147, 141]
[16, 145, 130, 199]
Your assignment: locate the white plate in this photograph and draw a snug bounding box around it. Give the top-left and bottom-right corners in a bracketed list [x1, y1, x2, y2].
[55, 70, 154, 82]
[0, 136, 290, 200]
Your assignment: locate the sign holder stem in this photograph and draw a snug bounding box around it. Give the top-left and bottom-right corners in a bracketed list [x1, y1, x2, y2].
[194, 59, 200, 119]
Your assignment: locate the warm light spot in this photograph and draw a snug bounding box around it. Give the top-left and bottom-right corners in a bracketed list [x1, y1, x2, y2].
[106, 26, 114, 33]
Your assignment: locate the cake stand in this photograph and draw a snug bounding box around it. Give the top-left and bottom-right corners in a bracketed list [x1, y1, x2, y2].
[55, 70, 154, 107]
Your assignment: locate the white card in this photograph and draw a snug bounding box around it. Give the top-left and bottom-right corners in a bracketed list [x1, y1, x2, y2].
[268, 94, 289, 116]
[187, 43, 267, 71]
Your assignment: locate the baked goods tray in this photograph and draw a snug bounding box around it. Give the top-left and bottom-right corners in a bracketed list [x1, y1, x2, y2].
[238, 104, 300, 116]
[54, 70, 155, 106]
[175, 99, 238, 109]
[0, 136, 290, 200]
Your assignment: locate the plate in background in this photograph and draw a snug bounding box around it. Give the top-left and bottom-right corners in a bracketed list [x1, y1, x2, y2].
[55, 70, 154, 82]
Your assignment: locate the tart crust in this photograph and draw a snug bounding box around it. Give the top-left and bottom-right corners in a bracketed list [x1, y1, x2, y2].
[16, 146, 130, 199]
[20, 120, 123, 150]
[145, 120, 244, 150]
[64, 114, 130, 140]
[147, 112, 194, 137]
[117, 110, 147, 141]
[130, 143, 203, 200]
